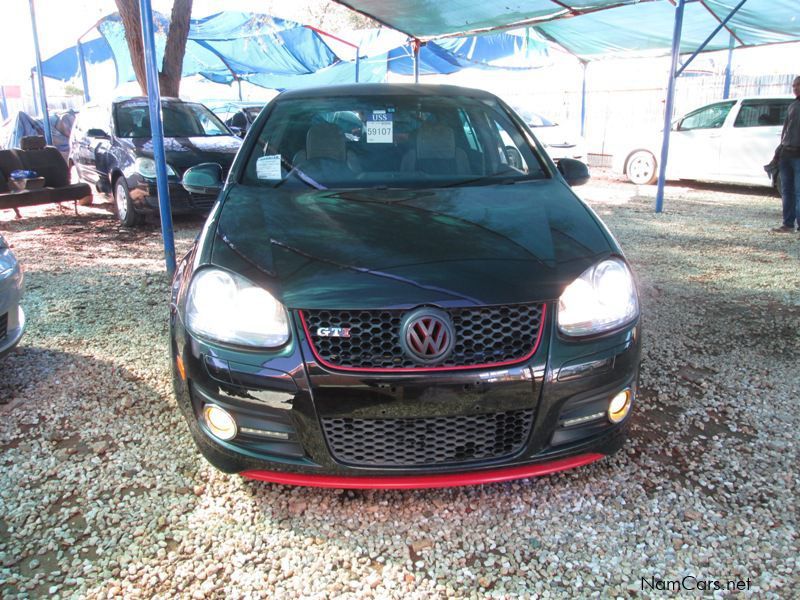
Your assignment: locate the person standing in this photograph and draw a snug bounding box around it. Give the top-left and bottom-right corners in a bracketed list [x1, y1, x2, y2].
[772, 75, 800, 233]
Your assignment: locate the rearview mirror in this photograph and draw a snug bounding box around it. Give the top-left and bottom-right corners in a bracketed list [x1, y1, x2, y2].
[557, 158, 590, 187]
[87, 128, 109, 139]
[182, 163, 223, 195]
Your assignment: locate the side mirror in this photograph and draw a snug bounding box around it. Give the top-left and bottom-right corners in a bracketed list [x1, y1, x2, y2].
[87, 128, 109, 139]
[557, 158, 590, 187]
[182, 163, 224, 195]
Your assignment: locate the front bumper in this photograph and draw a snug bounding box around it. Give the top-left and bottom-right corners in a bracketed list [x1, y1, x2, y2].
[129, 178, 217, 216]
[0, 262, 25, 360]
[171, 301, 641, 488]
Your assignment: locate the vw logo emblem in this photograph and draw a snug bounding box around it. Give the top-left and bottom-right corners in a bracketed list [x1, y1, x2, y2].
[400, 308, 455, 364]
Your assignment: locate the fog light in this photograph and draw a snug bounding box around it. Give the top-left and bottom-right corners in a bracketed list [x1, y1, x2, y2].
[608, 389, 632, 423]
[203, 404, 237, 441]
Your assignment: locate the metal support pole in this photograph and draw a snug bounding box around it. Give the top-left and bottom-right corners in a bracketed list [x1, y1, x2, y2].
[237, 78, 243, 101]
[29, 0, 52, 145]
[413, 39, 420, 83]
[30, 71, 38, 116]
[675, 0, 747, 78]
[655, 0, 686, 214]
[355, 46, 361, 83]
[580, 60, 587, 138]
[723, 33, 734, 99]
[1, 86, 8, 121]
[139, 0, 176, 275]
[77, 41, 90, 102]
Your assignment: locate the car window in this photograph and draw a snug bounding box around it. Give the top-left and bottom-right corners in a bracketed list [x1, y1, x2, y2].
[114, 101, 231, 138]
[733, 99, 791, 128]
[242, 94, 547, 189]
[679, 101, 736, 130]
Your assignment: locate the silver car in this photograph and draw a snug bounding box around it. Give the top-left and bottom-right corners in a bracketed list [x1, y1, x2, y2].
[0, 233, 25, 359]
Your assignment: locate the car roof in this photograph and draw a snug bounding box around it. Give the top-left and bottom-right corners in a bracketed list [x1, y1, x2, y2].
[277, 83, 499, 101]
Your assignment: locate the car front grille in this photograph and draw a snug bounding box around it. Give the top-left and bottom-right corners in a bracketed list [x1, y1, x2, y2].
[321, 410, 534, 467]
[301, 304, 544, 370]
[0, 312, 6, 340]
[188, 194, 217, 211]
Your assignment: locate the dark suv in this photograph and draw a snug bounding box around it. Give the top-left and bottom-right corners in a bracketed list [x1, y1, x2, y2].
[69, 97, 241, 226]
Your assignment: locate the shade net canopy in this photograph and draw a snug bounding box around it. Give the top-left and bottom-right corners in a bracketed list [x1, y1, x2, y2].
[41, 11, 339, 85]
[333, 0, 800, 59]
[40, 13, 551, 91]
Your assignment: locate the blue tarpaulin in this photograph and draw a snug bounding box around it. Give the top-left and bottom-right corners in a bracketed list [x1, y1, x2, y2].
[0, 111, 75, 158]
[41, 11, 340, 85]
[40, 12, 551, 91]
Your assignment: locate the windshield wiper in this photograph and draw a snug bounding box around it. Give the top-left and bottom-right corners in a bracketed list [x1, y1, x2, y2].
[441, 167, 527, 188]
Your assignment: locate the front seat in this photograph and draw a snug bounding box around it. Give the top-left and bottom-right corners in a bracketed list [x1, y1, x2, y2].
[401, 123, 470, 175]
[292, 122, 360, 175]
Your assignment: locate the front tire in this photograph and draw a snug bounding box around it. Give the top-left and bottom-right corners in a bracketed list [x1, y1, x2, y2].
[626, 151, 657, 185]
[113, 178, 142, 227]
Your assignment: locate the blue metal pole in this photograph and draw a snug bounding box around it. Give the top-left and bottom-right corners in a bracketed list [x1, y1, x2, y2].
[139, 0, 176, 275]
[28, 0, 52, 145]
[77, 41, 90, 102]
[1, 86, 8, 121]
[723, 33, 735, 99]
[655, 0, 686, 214]
[413, 40, 420, 83]
[355, 46, 361, 83]
[580, 60, 587, 138]
[30, 71, 38, 117]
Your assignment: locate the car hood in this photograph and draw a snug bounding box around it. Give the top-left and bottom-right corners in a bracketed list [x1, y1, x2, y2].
[122, 136, 241, 173]
[210, 180, 615, 309]
[531, 123, 583, 148]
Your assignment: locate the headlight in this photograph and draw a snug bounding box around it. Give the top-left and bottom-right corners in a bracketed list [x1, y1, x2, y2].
[186, 268, 290, 347]
[558, 258, 638, 336]
[134, 157, 177, 178]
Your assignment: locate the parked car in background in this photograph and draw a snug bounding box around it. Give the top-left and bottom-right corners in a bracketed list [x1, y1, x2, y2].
[69, 98, 242, 226]
[612, 96, 793, 188]
[514, 108, 587, 163]
[170, 83, 641, 488]
[207, 101, 265, 138]
[0, 233, 25, 359]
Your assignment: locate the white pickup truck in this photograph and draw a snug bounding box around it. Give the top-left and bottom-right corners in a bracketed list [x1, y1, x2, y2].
[612, 96, 792, 189]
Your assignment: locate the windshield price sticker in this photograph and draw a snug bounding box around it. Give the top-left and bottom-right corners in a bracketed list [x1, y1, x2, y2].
[256, 155, 282, 180]
[366, 111, 393, 143]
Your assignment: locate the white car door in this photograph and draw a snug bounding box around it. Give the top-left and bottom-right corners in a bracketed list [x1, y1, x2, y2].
[668, 101, 736, 181]
[716, 98, 791, 186]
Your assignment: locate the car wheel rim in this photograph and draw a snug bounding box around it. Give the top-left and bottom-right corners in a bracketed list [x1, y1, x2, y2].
[115, 183, 128, 220]
[629, 155, 654, 184]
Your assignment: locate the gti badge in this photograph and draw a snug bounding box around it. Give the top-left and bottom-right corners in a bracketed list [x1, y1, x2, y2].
[317, 327, 352, 338]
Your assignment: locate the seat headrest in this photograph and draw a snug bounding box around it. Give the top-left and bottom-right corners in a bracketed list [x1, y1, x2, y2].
[20, 136, 47, 151]
[416, 124, 456, 160]
[306, 123, 346, 162]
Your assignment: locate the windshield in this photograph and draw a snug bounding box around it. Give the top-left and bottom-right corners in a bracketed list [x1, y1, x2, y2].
[242, 94, 548, 189]
[515, 109, 556, 127]
[114, 101, 231, 138]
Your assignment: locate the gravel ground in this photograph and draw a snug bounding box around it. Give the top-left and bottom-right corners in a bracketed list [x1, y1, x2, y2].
[0, 174, 798, 599]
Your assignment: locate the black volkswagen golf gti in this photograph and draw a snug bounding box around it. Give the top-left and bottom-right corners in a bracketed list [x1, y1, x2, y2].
[170, 84, 641, 489]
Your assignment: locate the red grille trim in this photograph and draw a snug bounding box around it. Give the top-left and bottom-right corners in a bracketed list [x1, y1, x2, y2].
[298, 304, 546, 373]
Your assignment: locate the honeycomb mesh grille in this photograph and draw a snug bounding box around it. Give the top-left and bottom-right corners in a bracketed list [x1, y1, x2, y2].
[302, 304, 543, 369]
[321, 410, 534, 467]
[0, 312, 7, 341]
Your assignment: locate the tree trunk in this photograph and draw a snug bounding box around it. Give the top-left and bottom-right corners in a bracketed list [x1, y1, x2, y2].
[114, 0, 193, 97]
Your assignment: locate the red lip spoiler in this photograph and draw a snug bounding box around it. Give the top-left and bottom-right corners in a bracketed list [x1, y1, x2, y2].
[241, 453, 604, 489]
